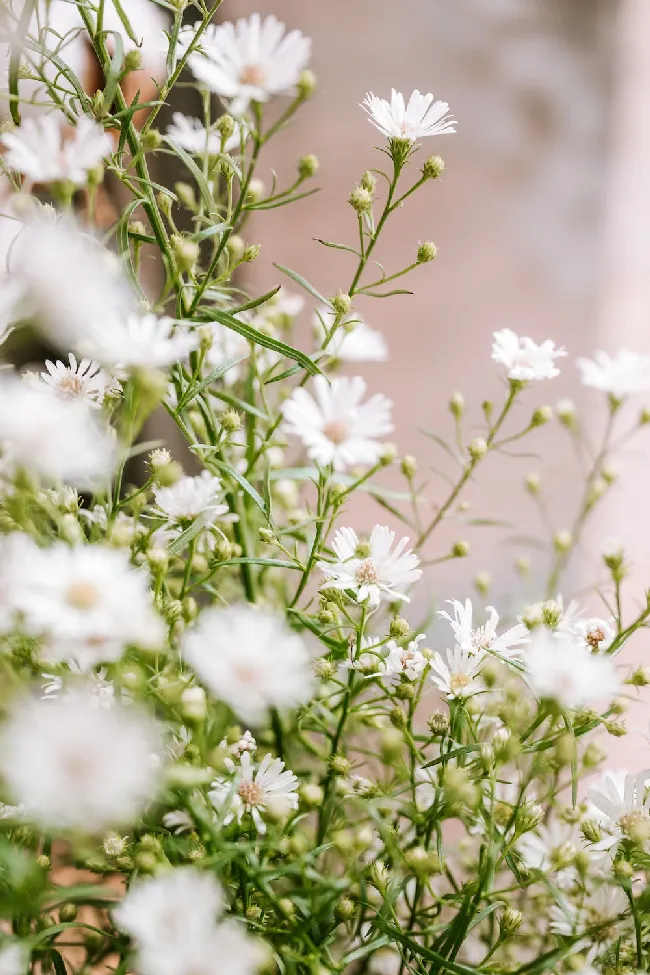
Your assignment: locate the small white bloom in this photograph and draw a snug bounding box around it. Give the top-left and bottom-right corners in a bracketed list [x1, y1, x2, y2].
[0, 374, 116, 488]
[14, 543, 164, 667]
[189, 15, 311, 116]
[557, 612, 615, 654]
[2, 115, 111, 185]
[517, 819, 579, 881]
[361, 89, 456, 141]
[0, 941, 29, 975]
[0, 692, 161, 831]
[152, 471, 229, 526]
[549, 884, 628, 936]
[25, 353, 119, 408]
[429, 646, 486, 700]
[438, 598, 529, 661]
[588, 769, 650, 840]
[317, 525, 421, 608]
[281, 376, 393, 471]
[166, 112, 247, 155]
[525, 629, 620, 710]
[82, 313, 198, 371]
[209, 751, 298, 834]
[577, 350, 650, 398]
[315, 307, 388, 362]
[103, 833, 128, 857]
[231, 730, 257, 756]
[380, 634, 428, 681]
[41, 665, 117, 709]
[492, 328, 566, 381]
[0, 533, 39, 633]
[182, 604, 313, 723]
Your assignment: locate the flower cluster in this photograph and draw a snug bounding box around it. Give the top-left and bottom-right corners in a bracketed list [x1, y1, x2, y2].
[0, 6, 648, 975]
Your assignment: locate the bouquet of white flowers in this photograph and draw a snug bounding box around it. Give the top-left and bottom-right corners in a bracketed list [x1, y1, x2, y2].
[0, 4, 648, 975]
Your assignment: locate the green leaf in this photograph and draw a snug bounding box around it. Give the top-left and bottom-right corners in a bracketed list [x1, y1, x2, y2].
[233, 286, 281, 314]
[200, 308, 321, 377]
[373, 918, 481, 975]
[192, 222, 231, 243]
[315, 238, 361, 256]
[165, 137, 214, 210]
[111, 0, 139, 45]
[47, 949, 67, 975]
[100, 29, 124, 111]
[166, 510, 215, 556]
[209, 458, 269, 521]
[341, 936, 392, 965]
[175, 357, 246, 412]
[9, 0, 37, 125]
[115, 199, 149, 302]
[216, 557, 300, 571]
[467, 900, 505, 932]
[274, 263, 328, 304]
[246, 187, 319, 210]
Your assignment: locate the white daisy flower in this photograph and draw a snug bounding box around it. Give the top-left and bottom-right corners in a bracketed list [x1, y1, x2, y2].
[209, 751, 299, 834]
[525, 629, 620, 710]
[114, 867, 267, 975]
[0, 532, 40, 634]
[2, 115, 111, 185]
[0, 374, 116, 488]
[166, 112, 247, 156]
[188, 14, 311, 116]
[557, 613, 615, 653]
[25, 353, 119, 408]
[152, 471, 229, 526]
[429, 645, 486, 700]
[82, 313, 198, 371]
[517, 819, 580, 879]
[13, 543, 165, 667]
[549, 885, 628, 937]
[492, 328, 566, 381]
[317, 525, 421, 608]
[438, 598, 529, 661]
[315, 307, 388, 362]
[361, 89, 456, 142]
[0, 691, 161, 832]
[182, 604, 314, 723]
[577, 349, 650, 398]
[281, 375, 393, 472]
[41, 665, 117, 709]
[0, 942, 29, 975]
[588, 769, 650, 841]
[381, 634, 428, 680]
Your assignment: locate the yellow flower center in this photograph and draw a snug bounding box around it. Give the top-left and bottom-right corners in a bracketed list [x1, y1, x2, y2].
[449, 672, 472, 696]
[238, 779, 265, 806]
[239, 64, 266, 87]
[65, 581, 101, 610]
[323, 420, 349, 444]
[355, 559, 378, 586]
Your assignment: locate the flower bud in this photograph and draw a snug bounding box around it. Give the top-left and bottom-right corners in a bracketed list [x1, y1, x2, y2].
[379, 727, 403, 760]
[124, 49, 143, 73]
[499, 908, 523, 936]
[468, 437, 487, 460]
[242, 243, 261, 262]
[452, 540, 470, 558]
[422, 155, 445, 179]
[298, 154, 319, 179]
[514, 556, 531, 576]
[171, 234, 200, 273]
[103, 834, 127, 857]
[180, 685, 207, 722]
[614, 859, 635, 880]
[330, 755, 351, 776]
[582, 741, 606, 768]
[370, 860, 390, 893]
[449, 391, 464, 417]
[174, 181, 196, 209]
[531, 405, 552, 427]
[416, 241, 437, 263]
[314, 657, 335, 679]
[556, 398, 576, 426]
[474, 571, 491, 596]
[428, 710, 449, 735]
[360, 170, 376, 193]
[297, 69, 317, 98]
[389, 616, 410, 639]
[525, 472, 541, 495]
[581, 819, 602, 844]
[300, 783, 323, 807]
[336, 896, 356, 921]
[553, 530, 573, 553]
[406, 847, 440, 876]
[226, 235, 246, 262]
[401, 454, 417, 479]
[605, 718, 627, 737]
[60, 512, 83, 545]
[331, 291, 352, 316]
[142, 129, 163, 152]
[380, 442, 397, 465]
[349, 186, 373, 212]
[216, 113, 235, 142]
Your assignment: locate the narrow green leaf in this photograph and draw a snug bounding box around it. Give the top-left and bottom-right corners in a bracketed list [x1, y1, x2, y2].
[176, 356, 245, 412]
[192, 222, 230, 243]
[100, 30, 124, 110]
[274, 263, 328, 304]
[115, 199, 148, 301]
[9, 0, 37, 125]
[111, 0, 139, 44]
[467, 900, 505, 932]
[200, 308, 321, 377]
[233, 286, 281, 314]
[165, 137, 214, 210]
[166, 510, 215, 556]
[216, 557, 300, 571]
[361, 288, 413, 298]
[373, 918, 481, 975]
[209, 458, 268, 520]
[315, 238, 361, 256]
[246, 188, 319, 211]
[341, 936, 391, 965]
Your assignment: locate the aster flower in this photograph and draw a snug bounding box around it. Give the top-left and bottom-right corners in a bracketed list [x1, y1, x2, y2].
[362, 89, 456, 141]
[152, 471, 229, 526]
[381, 634, 428, 680]
[492, 329, 566, 381]
[429, 646, 486, 700]
[517, 819, 580, 879]
[577, 349, 650, 398]
[188, 14, 311, 116]
[2, 114, 111, 185]
[557, 612, 615, 654]
[525, 629, 620, 709]
[281, 375, 393, 472]
[0, 691, 161, 832]
[82, 313, 198, 371]
[209, 751, 299, 834]
[25, 353, 119, 408]
[438, 598, 529, 661]
[549, 885, 628, 937]
[166, 112, 247, 156]
[315, 307, 388, 362]
[13, 543, 165, 667]
[114, 867, 267, 975]
[0, 942, 29, 975]
[182, 604, 313, 723]
[41, 665, 117, 709]
[588, 769, 650, 843]
[0, 374, 116, 488]
[317, 525, 421, 608]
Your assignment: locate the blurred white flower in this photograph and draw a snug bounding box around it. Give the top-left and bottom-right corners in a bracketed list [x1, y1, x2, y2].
[189, 14, 311, 116]
[209, 751, 298, 833]
[317, 525, 421, 608]
[41, 665, 117, 709]
[517, 819, 579, 877]
[492, 329, 566, 381]
[82, 313, 198, 371]
[14, 543, 164, 667]
[25, 353, 119, 408]
[588, 769, 650, 840]
[315, 307, 388, 362]
[152, 471, 229, 526]
[525, 629, 619, 709]
[162, 809, 194, 835]
[2, 115, 110, 185]
[577, 349, 650, 398]
[438, 599, 529, 661]
[281, 375, 393, 471]
[557, 612, 615, 654]
[166, 113, 246, 155]
[0, 533, 39, 633]
[549, 885, 628, 936]
[114, 867, 267, 975]
[362, 89, 456, 142]
[429, 645, 485, 700]
[182, 604, 313, 723]
[0, 941, 29, 975]
[0, 374, 116, 488]
[381, 634, 428, 680]
[0, 692, 161, 831]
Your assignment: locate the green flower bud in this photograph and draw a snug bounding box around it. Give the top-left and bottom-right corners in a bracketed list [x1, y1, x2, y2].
[124, 49, 143, 73]
[531, 405, 552, 427]
[553, 530, 573, 553]
[449, 391, 464, 417]
[452, 540, 470, 558]
[298, 154, 319, 178]
[174, 182, 197, 209]
[171, 234, 200, 272]
[142, 129, 163, 152]
[217, 113, 235, 142]
[389, 616, 410, 639]
[468, 437, 487, 460]
[330, 755, 351, 776]
[499, 907, 523, 936]
[242, 243, 261, 262]
[336, 896, 356, 921]
[349, 186, 373, 212]
[331, 291, 352, 316]
[297, 69, 317, 98]
[427, 710, 449, 735]
[422, 155, 445, 179]
[400, 454, 417, 479]
[416, 241, 437, 263]
[313, 657, 335, 679]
